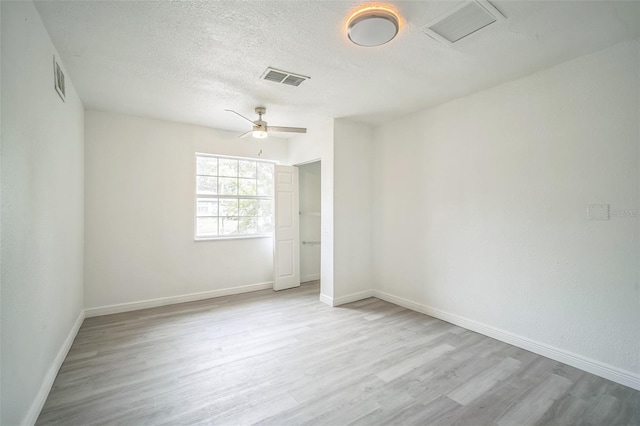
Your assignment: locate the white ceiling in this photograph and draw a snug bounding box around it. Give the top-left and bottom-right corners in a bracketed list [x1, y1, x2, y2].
[35, 1, 640, 135]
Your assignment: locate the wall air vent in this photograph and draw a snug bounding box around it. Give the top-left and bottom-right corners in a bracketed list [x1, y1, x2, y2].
[422, 0, 505, 45]
[261, 67, 310, 87]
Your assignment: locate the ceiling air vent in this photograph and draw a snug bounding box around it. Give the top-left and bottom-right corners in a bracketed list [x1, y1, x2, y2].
[422, 0, 505, 45]
[261, 67, 310, 87]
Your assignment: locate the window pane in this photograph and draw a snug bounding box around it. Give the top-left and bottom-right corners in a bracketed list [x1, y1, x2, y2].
[239, 199, 258, 217]
[239, 178, 257, 196]
[258, 199, 273, 217]
[197, 176, 217, 194]
[197, 156, 217, 176]
[220, 217, 238, 235]
[238, 160, 257, 178]
[196, 217, 218, 236]
[219, 177, 238, 195]
[257, 179, 273, 197]
[195, 155, 273, 239]
[219, 199, 238, 217]
[197, 199, 218, 216]
[239, 217, 258, 234]
[219, 159, 238, 177]
[257, 162, 273, 181]
[258, 216, 273, 233]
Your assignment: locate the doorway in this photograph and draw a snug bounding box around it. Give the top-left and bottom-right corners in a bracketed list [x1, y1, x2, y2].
[298, 161, 321, 290]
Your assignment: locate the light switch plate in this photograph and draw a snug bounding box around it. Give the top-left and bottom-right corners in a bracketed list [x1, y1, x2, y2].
[588, 204, 610, 220]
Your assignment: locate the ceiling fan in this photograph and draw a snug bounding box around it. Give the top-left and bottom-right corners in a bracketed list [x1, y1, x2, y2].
[225, 107, 307, 139]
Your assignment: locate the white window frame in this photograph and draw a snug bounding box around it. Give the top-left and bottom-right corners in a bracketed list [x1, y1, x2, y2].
[194, 153, 276, 241]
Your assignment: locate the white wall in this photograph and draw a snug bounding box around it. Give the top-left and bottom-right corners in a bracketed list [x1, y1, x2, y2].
[289, 119, 374, 304]
[1, 2, 4, 421]
[1, 2, 85, 424]
[298, 161, 321, 283]
[84, 110, 288, 310]
[289, 121, 335, 300]
[333, 119, 373, 301]
[372, 39, 640, 382]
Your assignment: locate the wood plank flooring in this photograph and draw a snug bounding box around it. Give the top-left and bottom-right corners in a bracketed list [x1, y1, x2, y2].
[37, 282, 640, 425]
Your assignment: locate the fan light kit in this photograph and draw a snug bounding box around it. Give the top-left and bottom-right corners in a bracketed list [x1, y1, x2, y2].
[225, 107, 307, 139]
[346, 5, 400, 47]
[252, 129, 268, 139]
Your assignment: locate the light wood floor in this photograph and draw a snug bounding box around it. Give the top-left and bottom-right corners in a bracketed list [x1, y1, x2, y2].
[37, 281, 639, 425]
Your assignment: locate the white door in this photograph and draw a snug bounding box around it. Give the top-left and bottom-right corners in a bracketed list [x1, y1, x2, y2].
[273, 165, 300, 290]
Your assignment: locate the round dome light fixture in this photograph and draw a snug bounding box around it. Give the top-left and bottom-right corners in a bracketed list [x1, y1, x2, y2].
[347, 6, 400, 47]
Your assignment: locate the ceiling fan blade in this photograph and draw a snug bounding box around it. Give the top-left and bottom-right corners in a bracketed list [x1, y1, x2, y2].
[225, 109, 255, 125]
[268, 126, 307, 134]
[238, 130, 252, 138]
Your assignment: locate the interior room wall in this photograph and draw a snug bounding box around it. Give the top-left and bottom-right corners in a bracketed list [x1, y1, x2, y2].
[372, 38, 640, 386]
[289, 119, 373, 304]
[1, 1, 4, 420]
[288, 121, 335, 301]
[84, 110, 288, 311]
[332, 119, 373, 302]
[298, 161, 321, 283]
[1, 2, 85, 424]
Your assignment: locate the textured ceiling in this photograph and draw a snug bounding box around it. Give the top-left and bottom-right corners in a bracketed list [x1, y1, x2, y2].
[35, 1, 640, 135]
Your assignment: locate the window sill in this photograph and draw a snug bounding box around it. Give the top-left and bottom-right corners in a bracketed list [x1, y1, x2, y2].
[194, 234, 273, 242]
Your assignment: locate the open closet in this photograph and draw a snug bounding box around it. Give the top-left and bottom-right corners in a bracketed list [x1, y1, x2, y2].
[298, 161, 321, 285]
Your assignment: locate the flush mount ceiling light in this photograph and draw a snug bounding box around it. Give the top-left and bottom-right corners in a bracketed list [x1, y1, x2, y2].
[347, 5, 400, 47]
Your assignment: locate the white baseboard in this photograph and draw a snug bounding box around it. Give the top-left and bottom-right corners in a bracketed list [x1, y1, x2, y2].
[301, 274, 320, 283]
[23, 309, 85, 426]
[319, 293, 333, 306]
[85, 281, 273, 318]
[333, 290, 375, 307]
[319, 290, 374, 307]
[373, 290, 640, 391]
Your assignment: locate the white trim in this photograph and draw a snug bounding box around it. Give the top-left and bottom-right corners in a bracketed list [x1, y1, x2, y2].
[293, 158, 321, 167]
[22, 310, 85, 426]
[373, 290, 640, 391]
[333, 290, 375, 307]
[195, 234, 272, 242]
[319, 290, 374, 307]
[85, 282, 273, 318]
[319, 293, 333, 306]
[301, 274, 320, 283]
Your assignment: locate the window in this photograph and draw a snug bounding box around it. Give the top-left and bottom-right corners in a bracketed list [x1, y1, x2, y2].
[195, 154, 274, 239]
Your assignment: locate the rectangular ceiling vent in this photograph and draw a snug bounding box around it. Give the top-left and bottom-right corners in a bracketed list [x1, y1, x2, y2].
[261, 67, 310, 87]
[422, 0, 505, 45]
